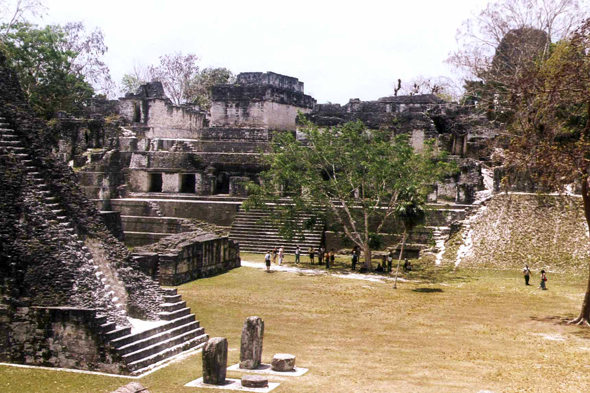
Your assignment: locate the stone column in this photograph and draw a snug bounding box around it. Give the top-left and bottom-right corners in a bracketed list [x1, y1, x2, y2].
[202, 337, 228, 385]
[239, 316, 264, 369]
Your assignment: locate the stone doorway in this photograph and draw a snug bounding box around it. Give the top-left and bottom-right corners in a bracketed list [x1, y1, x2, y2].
[149, 173, 163, 192]
[216, 172, 230, 194]
[181, 173, 196, 193]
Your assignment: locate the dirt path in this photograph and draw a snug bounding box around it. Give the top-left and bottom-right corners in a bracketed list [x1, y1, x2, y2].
[240, 261, 409, 283]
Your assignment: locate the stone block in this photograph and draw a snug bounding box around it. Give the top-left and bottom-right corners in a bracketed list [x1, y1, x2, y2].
[202, 337, 228, 385]
[271, 353, 295, 372]
[239, 316, 264, 369]
[241, 375, 269, 388]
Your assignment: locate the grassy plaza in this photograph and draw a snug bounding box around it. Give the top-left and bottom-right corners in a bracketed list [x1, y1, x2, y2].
[2, 253, 590, 392]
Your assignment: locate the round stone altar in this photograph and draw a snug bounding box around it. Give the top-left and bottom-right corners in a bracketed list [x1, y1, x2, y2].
[241, 375, 269, 388]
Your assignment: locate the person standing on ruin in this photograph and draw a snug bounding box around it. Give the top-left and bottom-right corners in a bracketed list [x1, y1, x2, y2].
[278, 246, 284, 266]
[523, 265, 532, 286]
[309, 247, 315, 264]
[295, 245, 301, 264]
[265, 250, 272, 273]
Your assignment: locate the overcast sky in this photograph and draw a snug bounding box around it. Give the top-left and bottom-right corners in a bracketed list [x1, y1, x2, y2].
[32, 0, 490, 104]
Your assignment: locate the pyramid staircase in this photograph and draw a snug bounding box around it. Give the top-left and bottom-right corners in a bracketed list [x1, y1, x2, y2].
[230, 206, 325, 254]
[0, 117, 208, 375]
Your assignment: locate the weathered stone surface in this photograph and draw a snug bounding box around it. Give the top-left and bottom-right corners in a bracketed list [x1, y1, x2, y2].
[239, 316, 264, 369]
[111, 382, 150, 393]
[241, 375, 269, 388]
[271, 353, 296, 372]
[202, 337, 228, 385]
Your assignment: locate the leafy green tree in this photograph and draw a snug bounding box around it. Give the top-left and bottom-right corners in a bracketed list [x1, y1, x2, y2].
[244, 117, 455, 268]
[185, 67, 234, 109]
[505, 19, 590, 324]
[1, 22, 94, 118]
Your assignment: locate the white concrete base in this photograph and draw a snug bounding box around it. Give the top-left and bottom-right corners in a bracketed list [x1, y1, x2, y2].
[185, 377, 279, 392]
[227, 363, 309, 377]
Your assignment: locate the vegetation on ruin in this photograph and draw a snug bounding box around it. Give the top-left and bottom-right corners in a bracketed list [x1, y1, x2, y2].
[4, 262, 590, 392]
[243, 117, 456, 268]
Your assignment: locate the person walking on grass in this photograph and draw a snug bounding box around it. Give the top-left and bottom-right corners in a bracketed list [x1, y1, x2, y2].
[295, 245, 301, 264]
[309, 247, 315, 264]
[272, 247, 278, 265]
[264, 250, 272, 273]
[540, 269, 548, 290]
[523, 264, 532, 286]
[278, 246, 284, 266]
[351, 250, 358, 271]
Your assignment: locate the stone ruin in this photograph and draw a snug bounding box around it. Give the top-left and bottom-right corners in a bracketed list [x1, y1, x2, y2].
[0, 53, 209, 375]
[53, 69, 501, 258]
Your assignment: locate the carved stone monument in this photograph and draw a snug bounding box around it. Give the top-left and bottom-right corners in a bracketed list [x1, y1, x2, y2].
[241, 375, 269, 388]
[202, 337, 228, 385]
[239, 316, 265, 369]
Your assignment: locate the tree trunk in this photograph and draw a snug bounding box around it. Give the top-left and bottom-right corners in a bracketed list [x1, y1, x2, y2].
[571, 177, 590, 325]
[363, 244, 371, 270]
[393, 229, 407, 289]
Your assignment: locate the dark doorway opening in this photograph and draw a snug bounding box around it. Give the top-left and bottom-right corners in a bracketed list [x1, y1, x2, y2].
[216, 172, 230, 194]
[133, 102, 141, 123]
[180, 174, 196, 193]
[149, 173, 163, 192]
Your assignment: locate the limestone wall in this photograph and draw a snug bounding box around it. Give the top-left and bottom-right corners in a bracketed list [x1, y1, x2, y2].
[0, 306, 121, 373]
[209, 100, 312, 130]
[133, 236, 241, 285]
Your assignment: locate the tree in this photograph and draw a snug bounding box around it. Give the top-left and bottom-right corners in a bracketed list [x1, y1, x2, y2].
[397, 75, 461, 102]
[2, 22, 94, 118]
[185, 67, 234, 109]
[0, 0, 47, 36]
[120, 61, 148, 95]
[505, 19, 590, 324]
[448, 0, 586, 116]
[244, 117, 455, 269]
[147, 52, 200, 105]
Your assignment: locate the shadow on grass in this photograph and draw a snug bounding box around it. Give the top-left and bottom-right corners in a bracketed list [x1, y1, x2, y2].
[528, 315, 590, 339]
[412, 288, 444, 293]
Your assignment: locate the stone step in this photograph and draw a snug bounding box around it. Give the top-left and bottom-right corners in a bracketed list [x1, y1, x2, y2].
[100, 322, 117, 333]
[0, 140, 22, 146]
[117, 322, 203, 356]
[230, 229, 323, 239]
[163, 294, 182, 303]
[122, 327, 206, 364]
[160, 301, 186, 313]
[110, 314, 196, 349]
[104, 326, 132, 341]
[127, 333, 209, 373]
[158, 307, 191, 321]
[161, 288, 177, 296]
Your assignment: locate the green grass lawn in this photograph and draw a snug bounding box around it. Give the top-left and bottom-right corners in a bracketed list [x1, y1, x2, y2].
[2, 260, 590, 392]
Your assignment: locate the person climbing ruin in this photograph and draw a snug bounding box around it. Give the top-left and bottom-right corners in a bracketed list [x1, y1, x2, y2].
[540, 269, 548, 290]
[523, 265, 531, 286]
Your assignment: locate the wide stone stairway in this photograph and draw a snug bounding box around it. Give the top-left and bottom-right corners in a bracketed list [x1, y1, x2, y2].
[0, 118, 208, 375]
[230, 207, 325, 254]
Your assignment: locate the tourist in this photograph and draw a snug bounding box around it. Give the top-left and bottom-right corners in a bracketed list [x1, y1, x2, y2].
[295, 245, 301, 264]
[540, 269, 548, 290]
[318, 246, 325, 266]
[330, 249, 335, 267]
[382, 255, 387, 271]
[309, 247, 315, 264]
[278, 247, 284, 266]
[351, 250, 358, 271]
[404, 258, 412, 272]
[264, 250, 271, 272]
[387, 251, 393, 273]
[375, 263, 384, 272]
[272, 247, 278, 264]
[523, 264, 531, 286]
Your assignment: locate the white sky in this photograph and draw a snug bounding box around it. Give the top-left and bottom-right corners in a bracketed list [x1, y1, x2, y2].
[32, 0, 490, 104]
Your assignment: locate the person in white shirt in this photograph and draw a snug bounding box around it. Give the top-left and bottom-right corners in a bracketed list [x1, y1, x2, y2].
[278, 247, 284, 266]
[264, 251, 271, 272]
[295, 245, 300, 264]
[523, 265, 531, 286]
